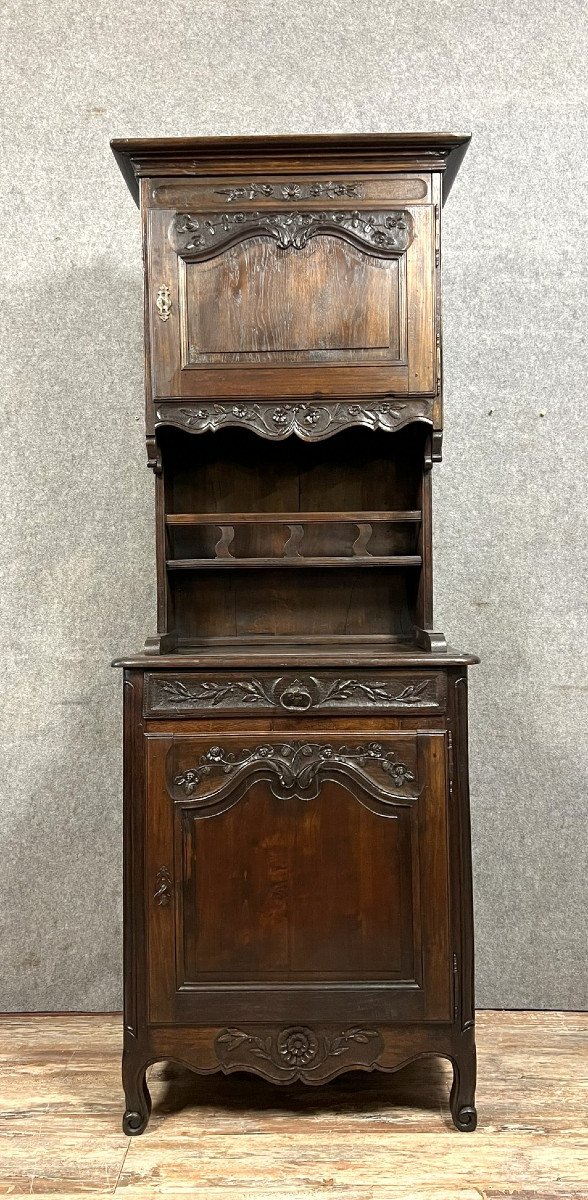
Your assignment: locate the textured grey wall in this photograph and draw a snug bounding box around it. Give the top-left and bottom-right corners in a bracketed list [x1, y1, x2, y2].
[1, 0, 586, 1011]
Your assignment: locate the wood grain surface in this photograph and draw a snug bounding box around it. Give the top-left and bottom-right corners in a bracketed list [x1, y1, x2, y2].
[0, 1010, 586, 1196]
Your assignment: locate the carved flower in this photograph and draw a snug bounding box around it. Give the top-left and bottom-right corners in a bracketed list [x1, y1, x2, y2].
[271, 407, 292, 426]
[191, 408, 210, 421]
[232, 405, 247, 418]
[174, 769, 200, 793]
[303, 409, 321, 425]
[206, 746, 224, 761]
[367, 742, 384, 755]
[277, 1026, 319, 1067]
[281, 183, 301, 200]
[386, 762, 415, 786]
[256, 745, 274, 758]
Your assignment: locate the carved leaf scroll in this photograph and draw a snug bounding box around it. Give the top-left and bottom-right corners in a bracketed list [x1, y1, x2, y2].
[169, 209, 414, 261]
[154, 673, 438, 713]
[215, 1023, 384, 1083]
[155, 400, 432, 443]
[172, 740, 418, 804]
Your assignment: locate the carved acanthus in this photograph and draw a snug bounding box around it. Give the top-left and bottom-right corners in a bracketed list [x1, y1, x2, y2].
[172, 740, 418, 805]
[155, 401, 432, 443]
[215, 1024, 384, 1083]
[214, 181, 363, 203]
[169, 208, 413, 260]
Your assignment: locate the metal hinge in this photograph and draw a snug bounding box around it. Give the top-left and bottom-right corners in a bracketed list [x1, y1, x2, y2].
[434, 203, 440, 268]
[447, 730, 455, 801]
[453, 951, 459, 1022]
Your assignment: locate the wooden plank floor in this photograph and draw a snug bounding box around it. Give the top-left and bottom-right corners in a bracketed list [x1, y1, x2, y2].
[0, 1011, 586, 1197]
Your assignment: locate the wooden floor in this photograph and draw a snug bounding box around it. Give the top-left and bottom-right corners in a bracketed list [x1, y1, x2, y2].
[0, 1011, 586, 1198]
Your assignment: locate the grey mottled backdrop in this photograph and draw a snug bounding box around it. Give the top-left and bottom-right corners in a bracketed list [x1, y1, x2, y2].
[1, 0, 587, 1011]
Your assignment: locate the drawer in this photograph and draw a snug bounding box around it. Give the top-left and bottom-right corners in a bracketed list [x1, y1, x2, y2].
[143, 669, 447, 718]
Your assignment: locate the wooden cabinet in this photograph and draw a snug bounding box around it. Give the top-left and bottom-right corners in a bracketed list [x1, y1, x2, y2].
[112, 134, 477, 1135]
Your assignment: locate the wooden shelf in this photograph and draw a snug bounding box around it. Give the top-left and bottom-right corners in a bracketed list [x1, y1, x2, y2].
[166, 511, 422, 525]
[166, 556, 423, 570]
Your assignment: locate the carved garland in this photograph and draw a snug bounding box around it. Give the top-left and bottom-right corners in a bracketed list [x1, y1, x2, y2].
[156, 675, 436, 713]
[215, 1024, 384, 1082]
[173, 741, 416, 803]
[214, 181, 363, 202]
[155, 401, 432, 443]
[170, 209, 413, 260]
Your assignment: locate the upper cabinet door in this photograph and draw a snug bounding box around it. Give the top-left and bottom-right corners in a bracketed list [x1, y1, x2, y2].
[145, 175, 437, 400]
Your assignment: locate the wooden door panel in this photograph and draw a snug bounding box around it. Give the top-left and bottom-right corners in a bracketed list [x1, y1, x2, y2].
[146, 729, 450, 1025]
[147, 202, 434, 399]
[182, 240, 399, 362]
[179, 780, 416, 983]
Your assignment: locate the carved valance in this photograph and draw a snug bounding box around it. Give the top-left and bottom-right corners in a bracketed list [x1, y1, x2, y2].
[169, 208, 414, 260]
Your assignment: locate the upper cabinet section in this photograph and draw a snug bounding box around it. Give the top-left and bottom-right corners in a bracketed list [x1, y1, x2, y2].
[112, 135, 470, 410]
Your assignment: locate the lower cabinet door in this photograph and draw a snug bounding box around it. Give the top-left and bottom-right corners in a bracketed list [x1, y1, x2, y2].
[146, 729, 451, 1025]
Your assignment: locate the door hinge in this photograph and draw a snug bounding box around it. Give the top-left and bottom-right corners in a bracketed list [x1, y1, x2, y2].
[447, 730, 455, 801]
[434, 203, 441, 268]
[453, 951, 459, 1022]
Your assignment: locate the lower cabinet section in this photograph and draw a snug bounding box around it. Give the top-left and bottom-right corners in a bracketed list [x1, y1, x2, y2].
[121, 667, 477, 1135]
[147, 729, 450, 1025]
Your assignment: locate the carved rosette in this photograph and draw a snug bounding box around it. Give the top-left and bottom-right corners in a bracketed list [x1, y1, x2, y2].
[155, 401, 432, 443]
[215, 1024, 384, 1083]
[169, 208, 413, 260]
[170, 740, 419, 807]
[150, 673, 439, 714]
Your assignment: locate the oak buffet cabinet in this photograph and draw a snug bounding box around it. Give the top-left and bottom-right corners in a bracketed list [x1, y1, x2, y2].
[111, 133, 478, 1135]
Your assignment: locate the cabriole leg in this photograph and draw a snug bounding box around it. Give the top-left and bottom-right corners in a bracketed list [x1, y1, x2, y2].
[449, 1034, 477, 1131]
[122, 1047, 152, 1136]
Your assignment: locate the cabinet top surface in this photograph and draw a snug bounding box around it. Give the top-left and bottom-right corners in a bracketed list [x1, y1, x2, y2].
[112, 643, 479, 670]
[111, 132, 471, 206]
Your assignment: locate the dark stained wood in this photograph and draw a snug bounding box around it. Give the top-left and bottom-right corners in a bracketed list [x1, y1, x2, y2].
[111, 133, 476, 1138]
[111, 133, 471, 206]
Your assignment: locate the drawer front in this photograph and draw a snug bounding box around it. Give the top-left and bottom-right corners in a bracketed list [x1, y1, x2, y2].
[144, 669, 447, 718]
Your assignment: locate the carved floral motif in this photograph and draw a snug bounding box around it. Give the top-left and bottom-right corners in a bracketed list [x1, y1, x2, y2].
[170, 208, 413, 259]
[173, 741, 416, 802]
[154, 674, 437, 713]
[155, 401, 432, 443]
[214, 181, 362, 203]
[215, 1024, 384, 1081]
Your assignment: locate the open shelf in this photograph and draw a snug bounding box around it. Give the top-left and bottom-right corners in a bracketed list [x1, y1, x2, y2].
[166, 511, 422, 524]
[158, 424, 429, 643]
[167, 555, 422, 570]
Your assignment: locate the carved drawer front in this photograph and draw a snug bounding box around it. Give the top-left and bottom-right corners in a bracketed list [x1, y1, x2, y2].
[146, 180, 436, 400]
[144, 669, 447, 718]
[146, 729, 451, 1026]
